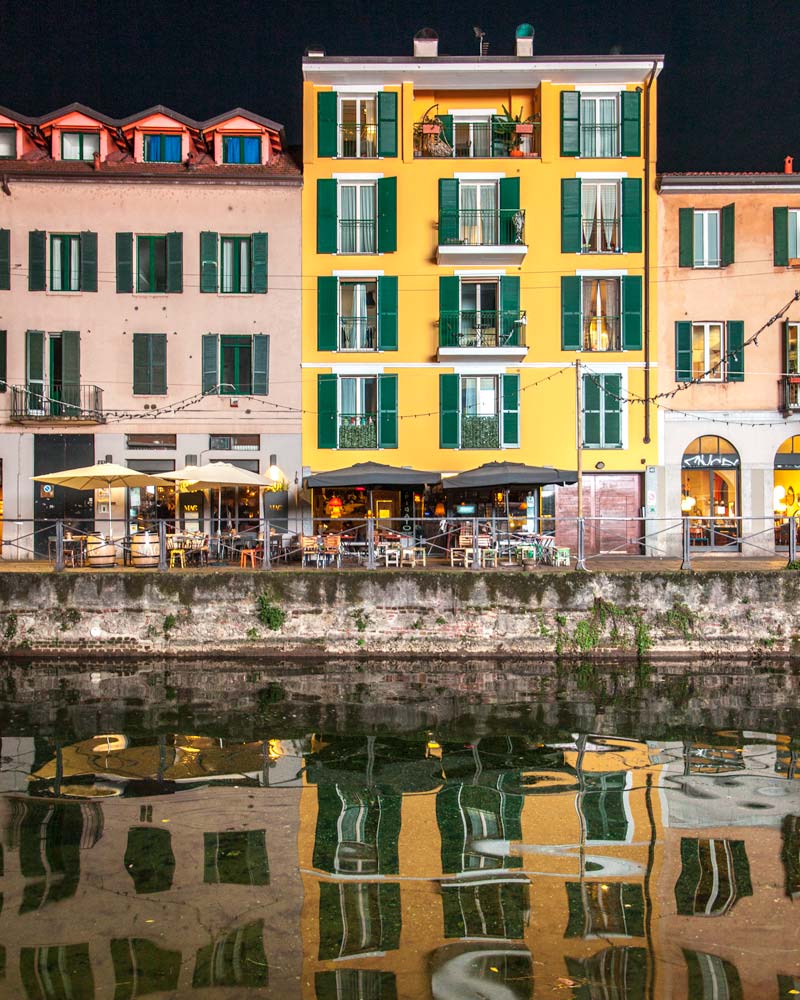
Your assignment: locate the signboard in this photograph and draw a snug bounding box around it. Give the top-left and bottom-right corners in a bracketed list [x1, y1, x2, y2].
[682, 453, 740, 469]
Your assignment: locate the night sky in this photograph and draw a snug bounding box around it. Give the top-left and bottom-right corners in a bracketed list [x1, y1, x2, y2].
[1, 0, 798, 172]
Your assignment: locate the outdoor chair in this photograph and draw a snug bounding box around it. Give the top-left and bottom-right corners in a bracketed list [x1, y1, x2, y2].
[379, 542, 401, 567]
[554, 547, 571, 567]
[301, 535, 321, 567]
[477, 534, 499, 567]
[322, 534, 342, 568]
[450, 531, 473, 567]
[240, 547, 259, 568]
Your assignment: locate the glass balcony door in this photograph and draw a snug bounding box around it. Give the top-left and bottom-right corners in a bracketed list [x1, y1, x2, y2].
[459, 182, 498, 245]
[339, 281, 377, 350]
[452, 119, 491, 158]
[339, 97, 377, 158]
[460, 281, 498, 346]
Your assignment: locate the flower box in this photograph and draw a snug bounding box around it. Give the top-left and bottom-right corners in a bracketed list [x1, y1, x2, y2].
[421, 123, 441, 135]
[515, 123, 534, 134]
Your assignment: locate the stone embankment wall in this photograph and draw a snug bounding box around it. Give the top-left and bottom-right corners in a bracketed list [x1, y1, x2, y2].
[0, 569, 798, 660]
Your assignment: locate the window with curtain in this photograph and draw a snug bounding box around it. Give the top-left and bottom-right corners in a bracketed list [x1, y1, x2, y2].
[789, 322, 800, 375]
[50, 234, 80, 291]
[581, 182, 620, 252]
[339, 280, 377, 349]
[220, 237, 251, 293]
[137, 236, 167, 292]
[691, 322, 724, 380]
[459, 182, 498, 245]
[789, 209, 800, 259]
[459, 280, 499, 346]
[452, 118, 491, 157]
[582, 277, 620, 350]
[222, 135, 260, 163]
[693, 210, 721, 267]
[143, 133, 181, 162]
[0, 127, 15, 158]
[339, 182, 377, 253]
[580, 95, 619, 157]
[61, 132, 100, 161]
[339, 97, 377, 157]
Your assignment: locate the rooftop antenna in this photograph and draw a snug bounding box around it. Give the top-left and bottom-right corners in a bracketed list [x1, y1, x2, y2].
[473, 25, 488, 56]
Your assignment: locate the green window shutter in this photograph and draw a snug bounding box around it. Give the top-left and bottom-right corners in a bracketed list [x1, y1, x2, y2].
[116, 232, 133, 292]
[721, 203, 735, 266]
[202, 333, 219, 394]
[774, 207, 789, 266]
[560, 91, 581, 156]
[0, 329, 5, 391]
[133, 333, 150, 394]
[317, 276, 339, 351]
[28, 230, 46, 291]
[603, 374, 622, 446]
[438, 178, 460, 246]
[621, 178, 642, 253]
[490, 115, 506, 157]
[678, 209, 694, 267]
[26, 330, 44, 384]
[675, 321, 692, 381]
[377, 177, 397, 252]
[561, 178, 582, 253]
[500, 275, 521, 344]
[0, 229, 9, 290]
[79, 231, 97, 292]
[499, 177, 520, 244]
[317, 179, 338, 253]
[377, 92, 398, 157]
[252, 334, 269, 395]
[151, 334, 167, 394]
[61, 330, 80, 404]
[378, 275, 398, 350]
[440, 373, 460, 449]
[620, 90, 641, 156]
[621, 275, 642, 350]
[317, 91, 338, 158]
[561, 275, 582, 350]
[251, 232, 268, 293]
[199, 231, 218, 292]
[583, 373, 601, 446]
[439, 275, 460, 345]
[318, 373, 338, 449]
[726, 320, 744, 382]
[378, 373, 398, 448]
[166, 232, 183, 292]
[438, 114, 454, 148]
[502, 373, 520, 447]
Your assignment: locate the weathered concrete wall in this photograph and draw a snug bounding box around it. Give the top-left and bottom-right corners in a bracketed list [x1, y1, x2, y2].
[0, 569, 798, 659]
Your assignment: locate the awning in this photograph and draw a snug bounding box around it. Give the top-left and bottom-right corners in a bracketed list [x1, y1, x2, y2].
[442, 462, 578, 490]
[305, 462, 441, 488]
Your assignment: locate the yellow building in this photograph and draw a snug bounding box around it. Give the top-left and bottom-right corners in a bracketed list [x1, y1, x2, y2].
[301, 27, 663, 554]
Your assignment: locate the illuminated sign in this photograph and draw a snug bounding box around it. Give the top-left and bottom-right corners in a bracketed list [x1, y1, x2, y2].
[682, 454, 740, 469]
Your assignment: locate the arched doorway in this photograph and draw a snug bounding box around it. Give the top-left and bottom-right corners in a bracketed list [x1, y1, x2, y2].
[773, 435, 800, 548]
[681, 436, 740, 549]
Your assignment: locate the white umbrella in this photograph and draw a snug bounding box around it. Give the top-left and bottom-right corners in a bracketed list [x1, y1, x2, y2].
[160, 462, 273, 538]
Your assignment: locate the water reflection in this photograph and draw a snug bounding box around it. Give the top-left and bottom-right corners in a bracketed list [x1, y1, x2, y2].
[0, 659, 798, 998]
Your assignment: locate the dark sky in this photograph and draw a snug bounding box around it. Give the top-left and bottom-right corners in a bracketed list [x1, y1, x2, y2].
[1, 0, 798, 172]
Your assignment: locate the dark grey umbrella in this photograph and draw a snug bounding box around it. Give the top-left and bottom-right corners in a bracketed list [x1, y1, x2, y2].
[442, 462, 577, 489]
[305, 462, 441, 488]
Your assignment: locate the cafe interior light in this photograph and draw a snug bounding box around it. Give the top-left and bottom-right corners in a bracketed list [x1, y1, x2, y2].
[680, 494, 696, 512]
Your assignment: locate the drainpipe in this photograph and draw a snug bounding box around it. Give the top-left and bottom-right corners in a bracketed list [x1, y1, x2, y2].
[643, 61, 658, 444]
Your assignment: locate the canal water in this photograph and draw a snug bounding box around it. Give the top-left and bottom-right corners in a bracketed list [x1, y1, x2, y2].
[0, 657, 798, 999]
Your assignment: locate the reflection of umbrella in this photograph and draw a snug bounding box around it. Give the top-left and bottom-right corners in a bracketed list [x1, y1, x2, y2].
[161, 462, 273, 536]
[305, 462, 441, 518]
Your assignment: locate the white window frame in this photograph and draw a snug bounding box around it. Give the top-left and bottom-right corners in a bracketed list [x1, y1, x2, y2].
[338, 94, 377, 158]
[337, 180, 377, 254]
[790, 209, 800, 260]
[580, 180, 621, 253]
[219, 235, 251, 294]
[579, 93, 619, 158]
[0, 127, 16, 159]
[693, 209, 721, 268]
[581, 275, 621, 351]
[338, 278, 378, 351]
[451, 114, 492, 158]
[50, 234, 81, 292]
[691, 321, 725, 382]
[788, 321, 800, 375]
[458, 180, 499, 245]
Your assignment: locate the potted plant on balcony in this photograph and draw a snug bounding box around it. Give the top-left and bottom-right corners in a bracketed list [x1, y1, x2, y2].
[497, 105, 539, 156]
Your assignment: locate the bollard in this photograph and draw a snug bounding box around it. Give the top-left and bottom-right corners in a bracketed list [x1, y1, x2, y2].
[367, 516, 376, 570]
[575, 517, 587, 571]
[158, 519, 167, 572]
[55, 519, 64, 572]
[680, 517, 692, 571]
[789, 515, 798, 567]
[263, 518, 271, 570]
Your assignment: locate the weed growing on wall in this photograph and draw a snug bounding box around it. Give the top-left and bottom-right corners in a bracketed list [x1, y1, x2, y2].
[256, 593, 287, 631]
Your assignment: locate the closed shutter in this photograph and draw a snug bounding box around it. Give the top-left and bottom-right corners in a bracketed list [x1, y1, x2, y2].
[499, 177, 520, 244]
[490, 115, 506, 157]
[774, 207, 789, 266]
[378, 374, 398, 448]
[560, 91, 581, 156]
[561, 178, 581, 253]
[438, 114, 454, 149]
[251, 232, 268, 293]
[28, 230, 46, 291]
[0, 330, 6, 391]
[317, 374, 338, 449]
[726, 320, 744, 382]
[166, 232, 183, 292]
[603, 374, 622, 446]
[26, 330, 44, 387]
[0, 229, 9, 290]
[79, 231, 97, 292]
[116, 232, 133, 292]
[438, 178, 459, 246]
[440, 373, 460, 448]
[317, 91, 338, 157]
[620, 90, 641, 156]
[199, 231, 218, 292]
[721, 203, 735, 266]
[317, 276, 339, 351]
[621, 275, 642, 350]
[317, 179, 338, 253]
[621, 178, 642, 253]
[500, 275, 521, 345]
[377, 177, 397, 252]
[150, 334, 167, 395]
[502, 373, 520, 447]
[678, 208, 694, 267]
[675, 321, 692, 381]
[61, 330, 80, 408]
[377, 275, 398, 350]
[439, 275, 460, 346]
[583, 373, 601, 446]
[252, 334, 269, 394]
[201, 333, 219, 394]
[133, 333, 150, 394]
[377, 92, 398, 157]
[561, 276, 582, 350]
[133, 334, 167, 395]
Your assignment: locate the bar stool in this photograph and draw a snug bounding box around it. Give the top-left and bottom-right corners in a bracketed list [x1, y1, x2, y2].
[240, 548, 259, 568]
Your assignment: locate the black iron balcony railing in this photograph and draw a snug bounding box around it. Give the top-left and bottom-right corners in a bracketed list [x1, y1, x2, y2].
[461, 414, 500, 449]
[339, 317, 377, 351]
[580, 123, 620, 157]
[439, 209, 526, 247]
[10, 383, 104, 422]
[338, 123, 378, 158]
[581, 216, 621, 253]
[780, 375, 800, 414]
[338, 220, 378, 254]
[339, 413, 377, 449]
[439, 310, 527, 348]
[413, 120, 541, 158]
[582, 315, 621, 352]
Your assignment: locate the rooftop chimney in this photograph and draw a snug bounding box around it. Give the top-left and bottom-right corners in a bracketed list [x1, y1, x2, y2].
[305, 46, 326, 58]
[414, 28, 439, 58]
[785, 155, 794, 175]
[515, 23, 534, 57]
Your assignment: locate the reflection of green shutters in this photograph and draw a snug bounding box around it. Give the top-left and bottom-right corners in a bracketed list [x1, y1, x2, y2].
[317, 179, 338, 253]
[201, 333, 218, 393]
[561, 275, 581, 350]
[620, 89, 641, 156]
[79, 231, 97, 291]
[678, 208, 694, 267]
[582, 773, 628, 841]
[316, 971, 398, 1000]
[124, 827, 175, 894]
[377, 275, 398, 350]
[203, 831, 269, 885]
[675, 321, 692, 380]
[111, 938, 181, 998]
[566, 948, 648, 1000]
[317, 277, 338, 350]
[621, 275, 642, 350]
[116, 232, 133, 292]
[166, 231, 182, 292]
[318, 882, 401, 960]
[193, 921, 267, 988]
[29, 230, 46, 291]
[133, 333, 167, 395]
[565, 881, 644, 938]
[561, 91, 581, 156]
[774, 207, 789, 266]
[439, 373, 460, 449]
[561, 178, 581, 252]
[317, 91, 338, 157]
[318, 373, 338, 448]
[438, 178, 459, 245]
[721, 203, 735, 266]
[253, 334, 269, 395]
[781, 815, 800, 898]
[200, 231, 219, 292]
[726, 320, 744, 382]
[621, 178, 642, 252]
[251, 232, 268, 293]
[442, 881, 528, 940]
[377, 177, 397, 252]
[378, 373, 398, 448]
[21, 945, 94, 1000]
[436, 783, 523, 874]
[0, 228, 9, 289]
[684, 949, 744, 1000]
[675, 837, 752, 916]
[312, 785, 401, 876]
[502, 373, 520, 447]
[377, 92, 398, 157]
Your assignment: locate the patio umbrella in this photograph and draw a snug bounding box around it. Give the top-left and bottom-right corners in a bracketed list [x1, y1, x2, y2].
[441, 462, 578, 489]
[305, 462, 442, 518]
[160, 462, 274, 536]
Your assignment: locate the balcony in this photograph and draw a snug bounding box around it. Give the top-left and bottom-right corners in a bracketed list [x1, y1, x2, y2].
[338, 123, 378, 158]
[780, 376, 800, 416]
[461, 414, 500, 449]
[438, 310, 528, 363]
[582, 315, 620, 353]
[580, 124, 620, 158]
[339, 413, 377, 449]
[339, 316, 377, 352]
[338, 220, 377, 255]
[581, 216, 621, 253]
[10, 383, 104, 423]
[437, 209, 527, 265]
[414, 120, 541, 159]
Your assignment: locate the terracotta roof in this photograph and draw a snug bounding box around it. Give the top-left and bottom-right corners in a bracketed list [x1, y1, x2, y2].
[0, 153, 301, 180]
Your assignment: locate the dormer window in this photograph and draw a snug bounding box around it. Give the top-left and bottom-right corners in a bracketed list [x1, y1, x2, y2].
[61, 131, 100, 161]
[143, 133, 181, 163]
[222, 135, 261, 164]
[0, 127, 16, 159]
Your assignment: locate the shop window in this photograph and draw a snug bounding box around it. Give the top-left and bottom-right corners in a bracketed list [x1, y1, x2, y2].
[126, 434, 176, 450]
[681, 436, 740, 549]
[208, 434, 260, 451]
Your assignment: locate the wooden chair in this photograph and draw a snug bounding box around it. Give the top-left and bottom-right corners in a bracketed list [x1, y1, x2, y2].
[301, 535, 320, 568]
[450, 531, 473, 567]
[477, 534, 499, 567]
[380, 542, 401, 567]
[240, 547, 259, 568]
[322, 534, 342, 568]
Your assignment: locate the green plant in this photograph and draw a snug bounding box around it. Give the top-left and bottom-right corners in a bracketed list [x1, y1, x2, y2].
[256, 593, 287, 631]
[435, 616, 446, 626]
[162, 613, 177, 638]
[662, 599, 695, 640]
[411, 618, 423, 630]
[4, 614, 17, 641]
[634, 617, 653, 657]
[786, 560, 800, 571]
[555, 613, 567, 627]
[57, 608, 80, 632]
[497, 103, 538, 149]
[352, 608, 369, 632]
[246, 627, 260, 641]
[573, 618, 601, 652]
[356, 638, 366, 647]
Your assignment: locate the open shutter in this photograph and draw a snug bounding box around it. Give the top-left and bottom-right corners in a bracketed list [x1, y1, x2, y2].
[721, 203, 735, 266]
[439, 275, 460, 346]
[502, 373, 520, 447]
[377, 275, 398, 350]
[317, 374, 338, 449]
[603, 374, 622, 446]
[561, 178, 581, 253]
[166, 232, 183, 292]
[317, 179, 338, 253]
[620, 90, 641, 156]
[28, 230, 46, 291]
[774, 207, 790, 266]
[440, 373, 460, 449]
[317, 277, 338, 351]
[499, 177, 520, 244]
[251, 232, 268, 293]
[199, 231, 218, 292]
[0, 330, 6, 391]
[317, 91, 338, 157]
[61, 330, 80, 408]
[621, 178, 642, 253]
[621, 275, 642, 350]
[561, 276, 582, 350]
[26, 330, 44, 385]
[116, 232, 133, 292]
[377, 177, 397, 252]
[500, 275, 521, 345]
[726, 320, 744, 382]
[133, 334, 150, 394]
[0, 229, 9, 290]
[675, 321, 692, 381]
[491, 115, 506, 157]
[560, 91, 581, 156]
[252, 334, 269, 394]
[438, 178, 459, 246]
[201, 333, 218, 394]
[678, 209, 694, 267]
[79, 231, 97, 292]
[377, 92, 398, 157]
[438, 114, 453, 149]
[378, 374, 398, 448]
[582, 373, 601, 446]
